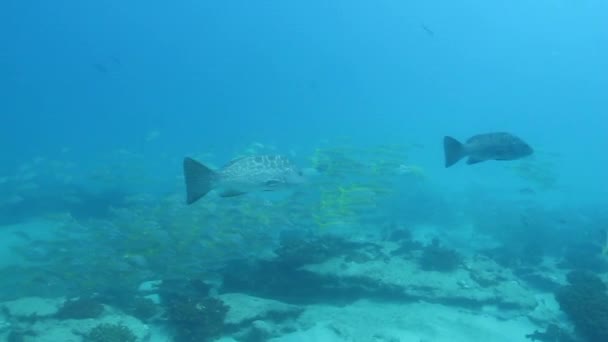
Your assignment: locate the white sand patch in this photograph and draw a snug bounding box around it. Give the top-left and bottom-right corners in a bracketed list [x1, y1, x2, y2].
[272, 300, 539, 342]
[27, 308, 150, 342]
[218, 293, 302, 325]
[303, 250, 538, 312]
[2, 296, 64, 318]
[146, 324, 174, 342]
[0, 297, 150, 342]
[0, 318, 10, 335]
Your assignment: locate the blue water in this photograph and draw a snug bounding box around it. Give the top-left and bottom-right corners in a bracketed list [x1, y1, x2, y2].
[1, 1, 607, 341]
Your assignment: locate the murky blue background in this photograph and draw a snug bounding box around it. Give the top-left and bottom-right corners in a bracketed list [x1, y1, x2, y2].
[1, 0, 606, 201]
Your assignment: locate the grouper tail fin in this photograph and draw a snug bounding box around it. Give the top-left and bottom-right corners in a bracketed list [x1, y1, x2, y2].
[183, 157, 217, 204]
[443, 136, 466, 168]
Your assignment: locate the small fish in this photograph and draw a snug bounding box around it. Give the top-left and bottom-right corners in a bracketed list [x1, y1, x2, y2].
[519, 187, 536, 195]
[92, 63, 108, 73]
[443, 132, 533, 168]
[421, 24, 435, 37]
[183, 155, 306, 204]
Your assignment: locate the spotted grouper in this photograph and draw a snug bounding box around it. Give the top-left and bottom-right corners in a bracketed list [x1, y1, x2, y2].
[443, 132, 533, 168]
[183, 155, 306, 204]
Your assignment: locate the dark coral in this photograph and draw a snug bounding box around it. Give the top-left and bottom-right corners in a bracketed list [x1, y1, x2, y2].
[565, 270, 606, 292]
[157, 278, 227, 341]
[221, 259, 332, 303]
[419, 239, 461, 272]
[520, 239, 545, 267]
[390, 239, 424, 258]
[480, 245, 520, 268]
[84, 323, 137, 342]
[127, 296, 158, 322]
[55, 297, 104, 319]
[385, 227, 424, 258]
[557, 246, 608, 272]
[555, 270, 608, 342]
[7, 330, 36, 342]
[343, 243, 387, 264]
[274, 235, 371, 267]
[164, 296, 229, 342]
[470, 272, 499, 288]
[159, 278, 212, 303]
[525, 323, 576, 342]
[514, 268, 562, 292]
[220, 257, 414, 306]
[387, 228, 413, 242]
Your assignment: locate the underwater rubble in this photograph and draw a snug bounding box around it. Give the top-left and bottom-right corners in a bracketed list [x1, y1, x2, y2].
[220, 234, 538, 314]
[213, 232, 595, 341]
[554, 271, 608, 342]
[0, 297, 150, 341]
[2, 223, 604, 341]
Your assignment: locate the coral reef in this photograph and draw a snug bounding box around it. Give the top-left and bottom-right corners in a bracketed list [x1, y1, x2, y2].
[84, 323, 137, 342]
[218, 293, 303, 326]
[564, 270, 606, 292]
[514, 268, 562, 292]
[126, 297, 158, 322]
[159, 278, 212, 303]
[387, 227, 413, 242]
[221, 260, 332, 303]
[555, 270, 608, 342]
[164, 296, 229, 342]
[557, 246, 608, 272]
[419, 239, 461, 272]
[55, 297, 104, 319]
[274, 235, 372, 268]
[525, 323, 576, 342]
[390, 241, 423, 258]
[520, 239, 545, 267]
[222, 238, 536, 313]
[156, 278, 228, 341]
[6, 329, 36, 342]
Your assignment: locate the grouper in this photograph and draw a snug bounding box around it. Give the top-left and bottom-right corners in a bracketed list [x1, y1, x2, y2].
[183, 155, 306, 204]
[443, 132, 533, 168]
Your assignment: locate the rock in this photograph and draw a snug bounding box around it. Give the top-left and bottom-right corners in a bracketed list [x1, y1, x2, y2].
[144, 294, 161, 305]
[527, 293, 567, 326]
[138, 280, 162, 293]
[302, 250, 538, 313]
[25, 307, 150, 342]
[214, 338, 239, 342]
[0, 319, 10, 333]
[285, 300, 539, 342]
[217, 293, 303, 326]
[249, 320, 275, 340]
[268, 322, 345, 342]
[371, 332, 401, 342]
[2, 297, 64, 318]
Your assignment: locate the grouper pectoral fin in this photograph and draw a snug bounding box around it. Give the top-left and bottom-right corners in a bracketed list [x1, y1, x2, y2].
[466, 157, 485, 165]
[264, 180, 282, 187]
[219, 189, 247, 197]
